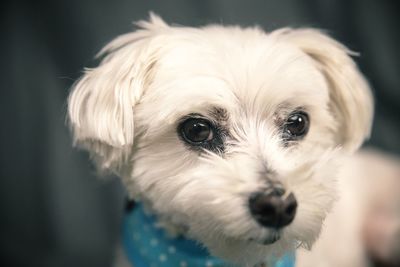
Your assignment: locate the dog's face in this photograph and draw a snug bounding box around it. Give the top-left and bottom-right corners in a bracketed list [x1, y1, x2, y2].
[68, 14, 373, 265]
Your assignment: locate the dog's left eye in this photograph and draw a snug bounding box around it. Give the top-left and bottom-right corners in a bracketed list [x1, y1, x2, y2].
[179, 118, 214, 144]
[282, 111, 310, 141]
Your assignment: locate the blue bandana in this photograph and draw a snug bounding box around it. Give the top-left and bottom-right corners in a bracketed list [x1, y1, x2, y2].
[123, 204, 295, 267]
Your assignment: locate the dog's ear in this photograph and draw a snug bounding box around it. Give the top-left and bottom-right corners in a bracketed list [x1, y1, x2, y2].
[68, 13, 167, 172]
[276, 28, 374, 152]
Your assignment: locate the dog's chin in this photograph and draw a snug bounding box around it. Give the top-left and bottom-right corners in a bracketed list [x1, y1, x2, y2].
[193, 228, 292, 266]
[185, 216, 287, 250]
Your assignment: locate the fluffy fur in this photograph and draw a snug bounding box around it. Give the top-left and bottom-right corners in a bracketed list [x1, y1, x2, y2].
[68, 14, 374, 266]
[297, 150, 400, 267]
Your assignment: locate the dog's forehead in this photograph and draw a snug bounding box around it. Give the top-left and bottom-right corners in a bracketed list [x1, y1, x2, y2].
[143, 27, 329, 121]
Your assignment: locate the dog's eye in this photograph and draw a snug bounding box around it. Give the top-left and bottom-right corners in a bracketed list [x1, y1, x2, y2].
[179, 118, 214, 144]
[283, 112, 310, 141]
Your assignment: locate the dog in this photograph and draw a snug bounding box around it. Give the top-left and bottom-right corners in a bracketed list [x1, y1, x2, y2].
[67, 14, 399, 267]
[296, 149, 400, 267]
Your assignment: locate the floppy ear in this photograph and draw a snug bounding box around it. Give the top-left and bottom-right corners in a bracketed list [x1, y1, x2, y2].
[68, 13, 168, 172]
[276, 28, 374, 152]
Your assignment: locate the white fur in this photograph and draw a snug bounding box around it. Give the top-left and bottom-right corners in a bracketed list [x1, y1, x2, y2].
[296, 150, 400, 267]
[68, 14, 373, 266]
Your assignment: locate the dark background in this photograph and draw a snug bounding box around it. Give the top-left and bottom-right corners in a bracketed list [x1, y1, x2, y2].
[1, 1, 399, 267]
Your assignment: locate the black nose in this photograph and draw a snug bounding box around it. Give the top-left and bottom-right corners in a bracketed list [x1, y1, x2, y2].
[249, 190, 297, 228]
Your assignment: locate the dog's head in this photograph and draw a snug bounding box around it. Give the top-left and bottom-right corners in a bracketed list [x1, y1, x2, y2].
[68, 14, 373, 265]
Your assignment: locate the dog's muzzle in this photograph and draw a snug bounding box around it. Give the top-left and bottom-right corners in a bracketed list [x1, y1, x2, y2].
[249, 189, 297, 229]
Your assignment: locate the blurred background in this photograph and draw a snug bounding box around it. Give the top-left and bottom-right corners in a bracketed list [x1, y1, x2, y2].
[1, 1, 399, 266]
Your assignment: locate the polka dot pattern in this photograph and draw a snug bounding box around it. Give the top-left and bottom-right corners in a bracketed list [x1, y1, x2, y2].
[123, 204, 295, 267]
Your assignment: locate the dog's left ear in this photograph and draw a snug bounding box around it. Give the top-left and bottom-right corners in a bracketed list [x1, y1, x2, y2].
[277, 29, 374, 152]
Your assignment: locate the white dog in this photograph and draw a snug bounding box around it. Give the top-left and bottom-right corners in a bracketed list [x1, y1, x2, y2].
[67, 14, 398, 267]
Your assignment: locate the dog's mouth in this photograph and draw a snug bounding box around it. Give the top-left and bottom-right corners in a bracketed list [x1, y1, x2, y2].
[248, 229, 282, 245]
[262, 230, 282, 245]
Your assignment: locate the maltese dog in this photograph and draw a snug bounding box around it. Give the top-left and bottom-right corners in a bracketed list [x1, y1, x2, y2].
[67, 14, 399, 267]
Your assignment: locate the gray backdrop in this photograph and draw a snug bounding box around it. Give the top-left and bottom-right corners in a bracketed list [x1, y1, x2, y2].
[1, 1, 399, 266]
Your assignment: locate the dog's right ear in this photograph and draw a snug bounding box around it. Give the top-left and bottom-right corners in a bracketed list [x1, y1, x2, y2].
[68, 13, 167, 172]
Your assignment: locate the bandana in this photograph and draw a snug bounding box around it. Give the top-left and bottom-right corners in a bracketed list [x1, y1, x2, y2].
[123, 204, 295, 267]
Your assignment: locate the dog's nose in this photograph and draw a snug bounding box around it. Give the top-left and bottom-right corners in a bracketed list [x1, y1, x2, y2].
[249, 190, 297, 228]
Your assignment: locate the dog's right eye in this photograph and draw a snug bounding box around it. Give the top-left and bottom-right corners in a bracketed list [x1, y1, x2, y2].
[179, 118, 214, 144]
